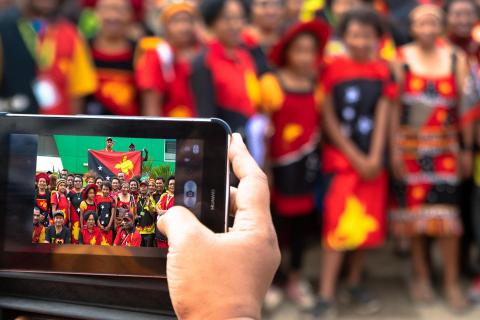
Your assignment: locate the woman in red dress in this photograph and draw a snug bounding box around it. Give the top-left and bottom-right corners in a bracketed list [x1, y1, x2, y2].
[116, 181, 136, 232]
[390, 4, 472, 311]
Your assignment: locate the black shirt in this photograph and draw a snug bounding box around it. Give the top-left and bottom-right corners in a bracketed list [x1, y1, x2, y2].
[45, 225, 71, 244]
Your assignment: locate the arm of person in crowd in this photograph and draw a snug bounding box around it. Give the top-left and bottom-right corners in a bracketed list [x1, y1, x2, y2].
[70, 98, 85, 115]
[157, 133, 280, 320]
[321, 94, 370, 177]
[79, 202, 86, 229]
[44, 228, 51, 244]
[67, 199, 71, 229]
[107, 205, 115, 232]
[364, 96, 390, 180]
[457, 51, 475, 179]
[97, 214, 104, 231]
[389, 60, 406, 180]
[141, 90, 162, 116]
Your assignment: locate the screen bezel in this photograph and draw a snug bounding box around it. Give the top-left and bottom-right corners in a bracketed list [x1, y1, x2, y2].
[0, 114, 230, 278]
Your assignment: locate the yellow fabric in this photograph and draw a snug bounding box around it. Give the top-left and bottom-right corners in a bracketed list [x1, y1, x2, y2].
[259, 73, 284, 113]
[137, 195, 156, 234]
[67, 36, 97, 97]
[245, 69, 262, 110]
[300, 0, 324, 22]
[379, 37, 396, 62]
[39, 227, 46, 243]
[161, 2, 196, 24]
[327, 196, 379, 251]
[134, 36, 164, 67]
[314, 83, 323, 113]
[474, 153, 480, 186]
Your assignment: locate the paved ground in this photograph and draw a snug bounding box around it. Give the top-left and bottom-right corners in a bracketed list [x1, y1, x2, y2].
[264, 241, 480, 320]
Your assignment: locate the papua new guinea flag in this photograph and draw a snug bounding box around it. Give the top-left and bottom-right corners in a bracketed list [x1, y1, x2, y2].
[88, 150, 142, 181]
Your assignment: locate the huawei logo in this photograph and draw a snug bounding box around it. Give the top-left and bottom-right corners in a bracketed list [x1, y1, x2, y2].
[210, 189, 216, 211]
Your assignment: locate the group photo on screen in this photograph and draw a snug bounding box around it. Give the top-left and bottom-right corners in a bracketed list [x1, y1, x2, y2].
[32, 135, 176, 248]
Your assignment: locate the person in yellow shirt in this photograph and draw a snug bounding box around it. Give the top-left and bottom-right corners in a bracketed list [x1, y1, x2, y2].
[32, 207, 46, 243]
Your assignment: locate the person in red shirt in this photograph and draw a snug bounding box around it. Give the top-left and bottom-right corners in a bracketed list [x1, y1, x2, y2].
[35, 172, 51, 227]
[50, 178, 70, 226]
[136, 0, 199, 117]
[192, 0, 261, 136]
[155, 176, 175, 249]
[114, 212, 141, 247]
[259, 20, 329, 310]
[79, 211, 103, 245]
[32, 207, 46, 244]
[313, 8, 396, 317]
[85, 0, 140, 116]
[79, 184, 98, 228]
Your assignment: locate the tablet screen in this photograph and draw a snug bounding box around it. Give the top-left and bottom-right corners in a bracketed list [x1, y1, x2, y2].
[5, 133, 203, 253]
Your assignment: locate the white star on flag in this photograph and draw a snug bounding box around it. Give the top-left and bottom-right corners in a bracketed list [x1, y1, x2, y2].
[77, 208, 81, 213]
[98, 165, 103, 171]
[106, 176, 110, 181]
[101, 205, 104, 210]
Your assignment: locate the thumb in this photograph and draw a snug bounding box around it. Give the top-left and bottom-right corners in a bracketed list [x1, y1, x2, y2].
[157, 206, 211, 247]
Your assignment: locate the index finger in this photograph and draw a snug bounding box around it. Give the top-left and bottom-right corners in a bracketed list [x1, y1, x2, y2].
[229, 133, 271, 231]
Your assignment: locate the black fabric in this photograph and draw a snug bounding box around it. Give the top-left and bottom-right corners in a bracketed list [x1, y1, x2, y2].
[45, 226, 71, 244]
[141, 233, 155, 247]
[243, 44, 271, 76]
[136, 196, 155, 229]
[272, 149, 320, 195]
[190, 51, 217, 118]
[272, 213, 311, 271]
[97, 196, 114, 228]
[0, 8, 39, 114]
[331, 78, 383, 154]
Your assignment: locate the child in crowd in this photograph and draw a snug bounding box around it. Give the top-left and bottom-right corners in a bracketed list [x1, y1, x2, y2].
[313, 7, 396, 318]
[260, 20, 329, 310]
[85, 0, 140, 116]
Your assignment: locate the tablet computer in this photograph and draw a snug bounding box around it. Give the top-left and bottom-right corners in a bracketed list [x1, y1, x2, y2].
[0, 114, 230, 278]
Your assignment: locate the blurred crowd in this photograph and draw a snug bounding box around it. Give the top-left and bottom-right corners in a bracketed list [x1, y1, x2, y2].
[2, 0, 480, 319]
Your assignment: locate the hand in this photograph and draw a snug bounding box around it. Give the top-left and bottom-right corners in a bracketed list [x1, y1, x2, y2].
[357, 155, 382, 180]
[157, 133, 280, 320]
